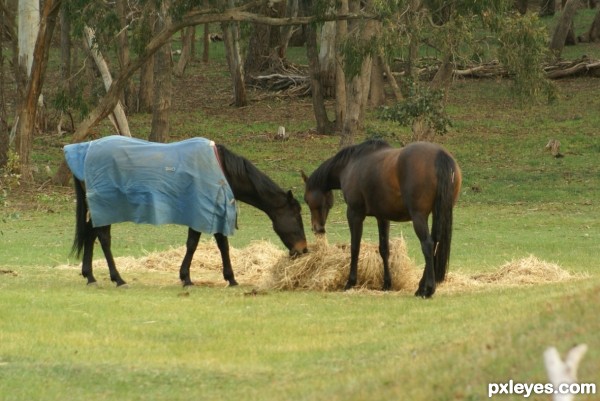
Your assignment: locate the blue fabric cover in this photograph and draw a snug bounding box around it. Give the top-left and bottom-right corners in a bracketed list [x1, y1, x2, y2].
[64, 136, 236, 236]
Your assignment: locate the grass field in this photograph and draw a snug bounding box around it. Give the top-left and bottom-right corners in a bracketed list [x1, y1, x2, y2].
[1, 15, 600, 401]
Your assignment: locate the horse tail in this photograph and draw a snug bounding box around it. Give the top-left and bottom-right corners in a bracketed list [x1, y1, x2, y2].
[72, 178, 89, 258]
[432, 151, 460, 283]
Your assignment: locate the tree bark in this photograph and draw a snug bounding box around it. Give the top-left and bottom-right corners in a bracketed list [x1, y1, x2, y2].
[578, 9, 600, 41]
[278, 0, 299, 58]
[339, 0, 375, 147]
[149, 0, 172, 143]
[319, 20, 336, 98]
[335, 0, 348, 131]
[303, 0, 334, 134]
[15, 0, 60, 181]
[221, 0, 247, 107]
[174, 27, 194, 77]
[116, 0, 136, 110]
[138, 11, 155, 113]
[83, 26, 131, 137]
[539, 0, 556, 16]
[550, 0, 580, 58]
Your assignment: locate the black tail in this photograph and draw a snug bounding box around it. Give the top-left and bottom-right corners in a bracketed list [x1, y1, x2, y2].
[431, 151, 458, 283]
[71, 178, 89, 258]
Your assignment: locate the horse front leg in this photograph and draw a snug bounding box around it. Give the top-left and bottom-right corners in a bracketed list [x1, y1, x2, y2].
[345, 208, 365, 290]
[96, 225, 127, 287]
[377, 218, 392, 291]
[412, 214, 435, 298]
[180, 228, 201, 287]
[214, 233, 238, 286]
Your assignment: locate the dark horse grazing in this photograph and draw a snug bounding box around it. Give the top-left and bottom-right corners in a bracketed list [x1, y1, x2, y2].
[67, 137, 307, 287]
[302, 140, 461, 298]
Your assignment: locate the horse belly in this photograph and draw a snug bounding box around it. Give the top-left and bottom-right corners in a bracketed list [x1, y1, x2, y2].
[364, 194, 411, 221]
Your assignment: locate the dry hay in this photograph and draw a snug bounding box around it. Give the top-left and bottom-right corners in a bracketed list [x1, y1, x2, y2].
[58, 238, 584, 293]
[261, 236, 419, 291]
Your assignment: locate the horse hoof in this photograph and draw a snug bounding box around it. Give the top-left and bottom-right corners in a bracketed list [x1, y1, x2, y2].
[182, 281, 195, 288]
[117, 283, 129, 289]
[228, 280, 239, 287]
[86, 281, 98, 287]
[414, 289, 434, 298]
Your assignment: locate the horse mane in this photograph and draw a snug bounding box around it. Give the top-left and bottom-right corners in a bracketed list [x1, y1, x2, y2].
[306, 139, 391, 190]
[216, 144, 288, 204]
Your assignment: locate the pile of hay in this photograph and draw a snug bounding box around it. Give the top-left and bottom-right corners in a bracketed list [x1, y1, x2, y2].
[60, 238, 583, 293]
[261, 236, 419, 291]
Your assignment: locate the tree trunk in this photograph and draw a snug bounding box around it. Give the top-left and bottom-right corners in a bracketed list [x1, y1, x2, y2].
[138, 11, 155, 113]
[0, 13, 7, 168]
[278, 0, 299, 58]
[221, 0, 247, 107]
[303, 0, 334, 134]
[174, 27, 194, 77]
[550, 0, 580, 58]
[83, 26, 131, 137]
[335, 0, 348, 131]
[149, 0, 172, 143]
[578, 9, 600, 41]
[515, 0, 528, 14]
[244, 2, 284, 75]
[116, 0, 136, 111]
[369, 50, 385, 107]
[59, 5, 73, 96]
[319, 20, 336, 98]
[539, 0, 556, 16]
[339, 0, 375, 147]
[15, 0, 60, 181]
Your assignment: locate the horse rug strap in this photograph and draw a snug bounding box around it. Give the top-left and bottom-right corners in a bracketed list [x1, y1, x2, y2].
[64, 135, 237, 236]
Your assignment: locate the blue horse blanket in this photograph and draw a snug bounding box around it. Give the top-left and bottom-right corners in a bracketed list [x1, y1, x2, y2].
[64, 136, 236, 236]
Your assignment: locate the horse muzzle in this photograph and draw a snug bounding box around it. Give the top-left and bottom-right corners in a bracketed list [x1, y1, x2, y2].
[311, 223, 326, 235]
[289, 241, 308, 257]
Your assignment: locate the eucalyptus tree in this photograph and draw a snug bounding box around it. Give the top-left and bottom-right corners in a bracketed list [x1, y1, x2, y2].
[311, 0, 557, 145]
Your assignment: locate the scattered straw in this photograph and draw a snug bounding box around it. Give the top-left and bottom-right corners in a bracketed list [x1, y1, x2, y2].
[58, 238, 584, 293]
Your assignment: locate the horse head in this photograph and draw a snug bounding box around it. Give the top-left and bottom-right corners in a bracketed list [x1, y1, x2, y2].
[271, 190, 308, 256]
[301, 171, 334, 235]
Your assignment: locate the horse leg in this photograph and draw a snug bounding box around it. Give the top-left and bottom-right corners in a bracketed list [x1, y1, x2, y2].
[412, 214, 436, 298]
[96, 225, 127, 287]
[180, 228, 201, 287]
[377, 218, 392, 291]
[345, 208, 365, 290]
[214, 233, 238, 286]
[81, 222, 97, 285]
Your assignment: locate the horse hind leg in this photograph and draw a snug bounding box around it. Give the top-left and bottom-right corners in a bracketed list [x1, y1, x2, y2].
[412, 214, 436, 298]
[377, 218, 392, 291]
[81, 222, 97, 285]
[214, 233, 238, 286]
[96, 225, 127, 287]
[180, 228, 201, 287]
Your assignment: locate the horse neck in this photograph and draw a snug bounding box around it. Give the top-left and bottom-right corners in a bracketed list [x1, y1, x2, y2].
[228, 176, 286, 217]
[217, 146, 286, 218]
[310, 158, 346, 192]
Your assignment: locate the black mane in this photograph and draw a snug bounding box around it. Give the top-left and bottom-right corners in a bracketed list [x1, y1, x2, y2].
[306, 139, 391, 190]
[216, 144, 289, 206]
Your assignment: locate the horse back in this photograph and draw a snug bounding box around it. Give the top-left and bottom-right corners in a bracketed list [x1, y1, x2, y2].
[340, 142, 459, 221]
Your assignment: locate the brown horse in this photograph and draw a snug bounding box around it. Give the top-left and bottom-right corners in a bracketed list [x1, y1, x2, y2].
[302, 139, 462, 297]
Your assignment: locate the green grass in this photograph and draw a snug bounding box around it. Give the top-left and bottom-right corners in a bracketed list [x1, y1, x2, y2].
[1, 268, 598, 401]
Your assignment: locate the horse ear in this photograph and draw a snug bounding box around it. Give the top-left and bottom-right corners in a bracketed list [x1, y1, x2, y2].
[286, 190, 296, 203]
[300, 170, 308, 183]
